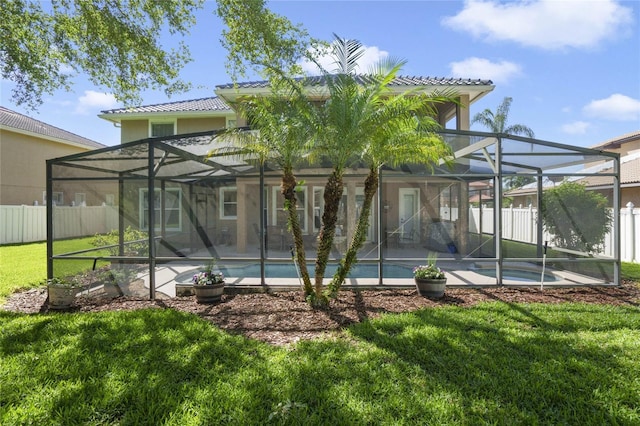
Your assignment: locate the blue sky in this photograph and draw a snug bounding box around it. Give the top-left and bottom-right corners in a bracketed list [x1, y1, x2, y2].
[2, 0, 639, 147]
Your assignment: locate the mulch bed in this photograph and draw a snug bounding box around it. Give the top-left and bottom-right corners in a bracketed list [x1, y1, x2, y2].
[4, 281, 639, 346]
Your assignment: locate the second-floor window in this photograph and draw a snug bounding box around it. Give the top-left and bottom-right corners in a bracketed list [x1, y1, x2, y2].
[150, 121, 176, 138]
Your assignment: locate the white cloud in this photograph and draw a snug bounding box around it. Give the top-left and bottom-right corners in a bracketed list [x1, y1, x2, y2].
[75, 91, 118, 115]
[442, 0, 633, 50]
[449, 57, 521, 84]
[583, 94, 640, 121]
[561, 121, 591, 135]
[300, 42, 389, 75]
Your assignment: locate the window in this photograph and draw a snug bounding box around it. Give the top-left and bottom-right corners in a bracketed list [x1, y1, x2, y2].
[139, 188, 182, 231]
[226, 118, 237, 129]
[149, 121, 175, 138]
[105, 194, 115, 206]
[219, 187, 237, 219]
[44, 191, 64, 206]
[74, 193, 86, 206]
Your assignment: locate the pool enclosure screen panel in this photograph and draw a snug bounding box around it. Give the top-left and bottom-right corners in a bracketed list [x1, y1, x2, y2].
[47, 129, 620, 293]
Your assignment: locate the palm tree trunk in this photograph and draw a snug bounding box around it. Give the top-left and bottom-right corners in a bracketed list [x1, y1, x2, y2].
[281, 170, 313, 296]
[327, 167, 378, 297]
[314, 170, 344, 298]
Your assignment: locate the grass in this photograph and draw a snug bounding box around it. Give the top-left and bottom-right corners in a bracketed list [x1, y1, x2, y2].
[1, 302, 639, 424]
[0, 238, 108, 301]
[1, 241, 639, 423]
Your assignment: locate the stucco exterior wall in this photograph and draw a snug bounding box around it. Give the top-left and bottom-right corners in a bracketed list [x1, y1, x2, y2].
[119, 117, 229, 143]
[120, 120, 148, 143]
[0, 129, 93, 205]
[177, 117, 227, 134]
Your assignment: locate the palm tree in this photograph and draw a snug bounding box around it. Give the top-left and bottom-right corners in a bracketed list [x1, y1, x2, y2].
[326, 70, 456, 296]
[472, 97, 534, 137]
[307, 36, 399, 304]
[310, 37, 457, 300]
[213, 85, 315, 297]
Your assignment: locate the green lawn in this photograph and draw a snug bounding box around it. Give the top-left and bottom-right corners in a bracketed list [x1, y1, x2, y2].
[1, 241, 639, 423]
[0, 239, 108, 301]
[1, 302, 639, 424]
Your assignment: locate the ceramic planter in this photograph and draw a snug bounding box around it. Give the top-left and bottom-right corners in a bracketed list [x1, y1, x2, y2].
[193, 282, 225, 303]
[48, 284, 80, 309]
[414, 278, 447, 299]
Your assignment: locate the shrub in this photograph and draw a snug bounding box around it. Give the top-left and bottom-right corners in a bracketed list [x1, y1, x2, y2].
[540, 182, 612, 253]
[90, 226, 149, 256]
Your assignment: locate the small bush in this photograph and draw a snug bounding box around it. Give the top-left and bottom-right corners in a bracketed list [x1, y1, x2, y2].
[90, 226, 149, 256]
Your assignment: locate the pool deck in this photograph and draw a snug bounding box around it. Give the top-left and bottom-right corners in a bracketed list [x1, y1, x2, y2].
[139, 260, 613, 298]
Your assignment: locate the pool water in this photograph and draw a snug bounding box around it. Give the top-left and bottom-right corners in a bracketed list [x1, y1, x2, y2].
[175, 264, 559, 283]
[175, 263, 414, 282]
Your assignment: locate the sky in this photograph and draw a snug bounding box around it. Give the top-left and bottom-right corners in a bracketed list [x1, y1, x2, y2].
[2, 0, 639, 148]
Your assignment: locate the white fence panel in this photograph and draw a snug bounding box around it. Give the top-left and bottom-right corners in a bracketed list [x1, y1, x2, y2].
[619, 205, 640, 263]
[23, 206, 47, 242]
[1, 205, 116, 244]
[0, 206, 47, 244]
[1, 206, 25, 244]
[468, 205, 638, 262]
[53, 206, 109, 239]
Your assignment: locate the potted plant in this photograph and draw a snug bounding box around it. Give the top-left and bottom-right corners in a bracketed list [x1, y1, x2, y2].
[46, 277, 82, 309]
[413, 261, 446, 299]
[192, 260, 225, 303]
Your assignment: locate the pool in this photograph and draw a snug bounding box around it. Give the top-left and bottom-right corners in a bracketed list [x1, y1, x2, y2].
[175, 263, 415, 282]
[470, 267, 559, 282]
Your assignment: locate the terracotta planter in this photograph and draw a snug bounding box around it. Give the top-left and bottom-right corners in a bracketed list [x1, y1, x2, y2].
[193, 282, 225, 303]
[48, 284, 80, 309]
[414, 278, 447, 299]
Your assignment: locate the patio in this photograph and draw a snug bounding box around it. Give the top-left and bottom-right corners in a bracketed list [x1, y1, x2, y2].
[47, 129, 621, 300]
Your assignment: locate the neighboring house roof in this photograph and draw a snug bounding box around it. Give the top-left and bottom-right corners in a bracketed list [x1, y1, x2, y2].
[0, 106, 104, 149]
[101, 96, 231, 115]
[506, 151, 639, 197]
[590, 130, 640, 150]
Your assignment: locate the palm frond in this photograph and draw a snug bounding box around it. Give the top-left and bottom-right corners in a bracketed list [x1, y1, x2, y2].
[331, 33, 365, 74]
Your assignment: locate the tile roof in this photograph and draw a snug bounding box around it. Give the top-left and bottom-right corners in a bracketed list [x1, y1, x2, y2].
[590, 130, 640, 150]
[506, 152, 640, 196]
[216, 75, 493, 90]
[0, 106, 104, 148]
[101, 96, 231, 115]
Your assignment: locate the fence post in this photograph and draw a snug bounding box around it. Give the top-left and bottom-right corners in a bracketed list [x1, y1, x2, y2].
[627, 202, 635, 263]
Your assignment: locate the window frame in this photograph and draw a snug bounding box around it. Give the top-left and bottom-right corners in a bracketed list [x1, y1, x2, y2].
[139, 187, 182, 231]
[44, 191, 64, 206]
[149, 120, 177, 138]
[219, 186, 238, 220]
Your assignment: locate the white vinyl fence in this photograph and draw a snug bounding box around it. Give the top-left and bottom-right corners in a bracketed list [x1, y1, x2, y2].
[2, 204, 639, 263]
[0, 205, 118, 245]
[466, 203, 640, 263]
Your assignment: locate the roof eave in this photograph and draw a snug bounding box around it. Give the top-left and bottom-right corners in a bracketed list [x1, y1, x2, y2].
[97, 109, 235, 124]
[0, 125, 103, 149]
[216, 83, 496, 105]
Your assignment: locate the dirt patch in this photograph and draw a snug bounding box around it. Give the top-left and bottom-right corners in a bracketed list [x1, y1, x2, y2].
[4, 281, 639, 346]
